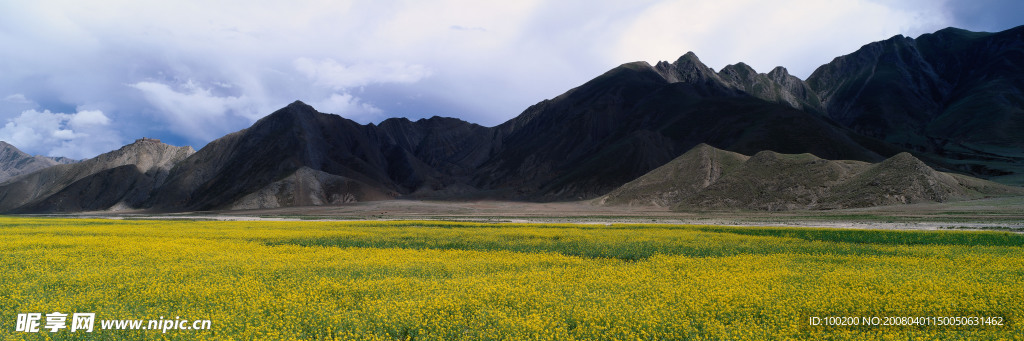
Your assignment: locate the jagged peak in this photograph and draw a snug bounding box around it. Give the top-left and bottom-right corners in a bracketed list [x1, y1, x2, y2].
[670, 51, 713, 71]
[380, 117, 413, 125]
[767, 66, 790, 77]
[286, 100, 314, 110]
[720, 62, 756, 76]
[885, 33, 908, 41]
[251, 100, 326, 129]
[618, 61, 654, 71]
[655, 51, 721, 84]
[675, 51, 702, 64]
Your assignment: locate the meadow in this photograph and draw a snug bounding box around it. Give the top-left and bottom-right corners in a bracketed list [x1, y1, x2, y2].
[0, 217, 1021, 340]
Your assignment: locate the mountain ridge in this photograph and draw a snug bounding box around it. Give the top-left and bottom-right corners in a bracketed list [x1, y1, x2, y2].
[0, 141, 77, 183]
[0, 25, 1021, 213]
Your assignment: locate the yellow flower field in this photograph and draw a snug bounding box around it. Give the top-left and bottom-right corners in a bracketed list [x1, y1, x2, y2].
[0, 217, 1021, 340]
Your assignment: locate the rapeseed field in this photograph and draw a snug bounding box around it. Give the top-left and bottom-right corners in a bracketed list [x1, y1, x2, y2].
[0, 217, 1021, 340]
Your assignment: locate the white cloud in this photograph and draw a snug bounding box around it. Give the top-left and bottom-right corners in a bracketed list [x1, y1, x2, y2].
[0, 109, 121, 159]
[310, 93, 384, 124]
[130, 80, 265, 142]
[68, 109, 110, 127]
[4, 0, 1009, 155]
[3, 94, 31, 103]
[294, 58, 432, 90]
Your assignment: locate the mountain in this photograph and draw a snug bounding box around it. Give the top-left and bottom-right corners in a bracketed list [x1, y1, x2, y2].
[474, 54, 892, 200]
[2, 25, 1021, 213]
[598, 144, 1024, 211]
[0, 138, 193, 213]
[0, 141, 77, 183]
[595, 144, 748, 207]
[145, 102, 494, 211]
[807, 25, 1024, 183]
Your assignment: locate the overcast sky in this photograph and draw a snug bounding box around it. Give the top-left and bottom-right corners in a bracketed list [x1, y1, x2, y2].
[1, 0, 1021, 159]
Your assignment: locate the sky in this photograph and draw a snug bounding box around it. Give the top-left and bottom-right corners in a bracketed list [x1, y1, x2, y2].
[0, 0, 1021, 159]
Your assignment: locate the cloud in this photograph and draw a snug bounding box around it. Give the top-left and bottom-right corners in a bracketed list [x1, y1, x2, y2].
[937, 0, 1024, 32]
[130, 80, 263, 142]
[294, 58, 432, 90]
[310, 93, 384, 123]
[3, 94, 32, 104]
[0, 109, 122, 159]
[3, 0, 1019, 157]
[450, 25, 488, 32]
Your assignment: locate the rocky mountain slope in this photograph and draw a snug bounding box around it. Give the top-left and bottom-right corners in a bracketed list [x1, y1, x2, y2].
[145, 102, 494, 211]
[598, 144, 1024, 211]
[595, 144, 748, 207]
[0, 141, 76, 182]
[806, 26, 1024, 183]
[475, 56, 891, 200]
[0, 138, 193, 213]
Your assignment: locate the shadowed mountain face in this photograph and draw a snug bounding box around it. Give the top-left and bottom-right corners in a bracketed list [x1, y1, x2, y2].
[598, 144, 1024, 211]
[807, 26, 1024, 182]
[475, 57, 888, 200]
[147, 55, 895, 209]
[0, 142, 77, 183]
[147, 102, 495, 211]
[0, 25, 1021, 213]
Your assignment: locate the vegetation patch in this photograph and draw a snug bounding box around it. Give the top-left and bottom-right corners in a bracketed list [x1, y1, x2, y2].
[1, 217, 1021, 340]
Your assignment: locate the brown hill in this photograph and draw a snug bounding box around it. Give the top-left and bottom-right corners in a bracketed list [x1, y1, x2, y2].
[0, 141, 76, 183]
[598, 145, 1023, 211]
[595, 144, 748, 206]
[0, 138, 193, 212]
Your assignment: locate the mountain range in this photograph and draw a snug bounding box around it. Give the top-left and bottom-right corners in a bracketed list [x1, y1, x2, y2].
[1, 25, 1021, 213]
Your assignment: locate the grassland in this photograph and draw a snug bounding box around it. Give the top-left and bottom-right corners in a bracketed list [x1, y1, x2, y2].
[1, 217, 1022, 340]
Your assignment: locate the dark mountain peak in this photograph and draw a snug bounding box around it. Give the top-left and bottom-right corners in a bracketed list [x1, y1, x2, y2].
[671, 51, 712, 71]
[379, 117, 413, 126]
[287, 100, 314, 110]
[927, 26, 992, 40]
[247, 99, 341, 139]
[654, 51, 721, 85]
[262, 100, 321, 122]
[417, 115, 471, 125]
[618, 61, 655, 73]
[767, 66, 790, 78]
[676, 51, 702, 64]
[720, 62, 756, 77]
